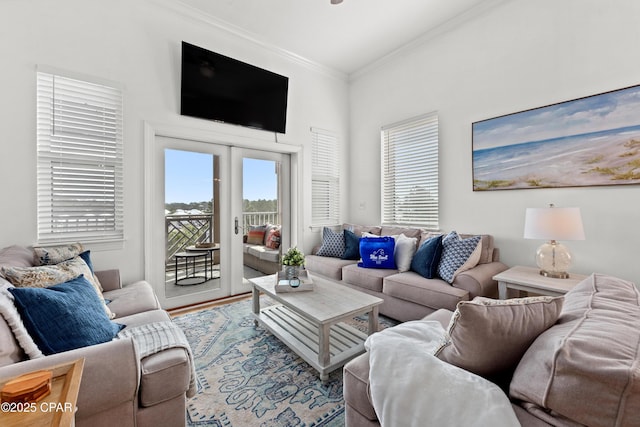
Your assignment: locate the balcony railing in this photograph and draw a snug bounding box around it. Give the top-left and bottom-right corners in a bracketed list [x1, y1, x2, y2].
[242, 211, 279, 231]
[165, 211, 279, 263]
[165, 214, 212, 262]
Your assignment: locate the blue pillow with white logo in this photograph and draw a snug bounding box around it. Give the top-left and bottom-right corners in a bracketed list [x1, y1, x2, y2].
[358, 236, 397, 269]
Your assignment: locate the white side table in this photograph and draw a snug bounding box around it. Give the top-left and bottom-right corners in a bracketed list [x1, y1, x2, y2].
[493, 266, 588, 299]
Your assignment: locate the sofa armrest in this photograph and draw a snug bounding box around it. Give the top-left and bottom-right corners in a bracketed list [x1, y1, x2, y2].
[0, 338, 140, 418]
[95, 269, 121, 291]
[452, 261, 508, 299]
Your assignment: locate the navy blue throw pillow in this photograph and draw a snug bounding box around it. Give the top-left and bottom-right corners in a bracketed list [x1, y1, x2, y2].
[410, 235, 443, 279]
[9, 275, 124, 355]
[358, 236, 397, 269]
[79, 250, 94, 272]
[341, 229, 361, 260]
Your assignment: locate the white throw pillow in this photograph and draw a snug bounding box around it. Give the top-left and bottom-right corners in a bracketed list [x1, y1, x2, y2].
[394, 234, 418, 272]
[0, 280, 43, 359]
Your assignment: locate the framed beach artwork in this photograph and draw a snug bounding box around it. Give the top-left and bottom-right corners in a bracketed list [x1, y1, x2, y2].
[472, 84, 640, 191]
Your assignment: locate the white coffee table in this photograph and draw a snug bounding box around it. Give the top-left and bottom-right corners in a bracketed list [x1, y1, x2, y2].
[250, 273, 383, 382]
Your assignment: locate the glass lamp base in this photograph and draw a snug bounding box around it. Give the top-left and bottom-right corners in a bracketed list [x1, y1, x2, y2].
[539, 269, 570, 279]
[536, 241, 572, 279]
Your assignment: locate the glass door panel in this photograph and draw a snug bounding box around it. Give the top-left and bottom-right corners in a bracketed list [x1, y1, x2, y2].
[151, 136, 231, 309]
[230, 148, 290, 295]
[164, 149, 221, 297]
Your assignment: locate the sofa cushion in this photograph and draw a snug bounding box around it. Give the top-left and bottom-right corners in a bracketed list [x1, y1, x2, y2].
[435, 296, 563, 377]
[341, 229, 361, 260]
[265, 227, 281, 249]
[382, 272, 469, 311]
[437, 232, 482, 283]
[343, 223, 381, 237]
[2, 256, 113, 319]
[0, 280, 43, 361]
[410, 235, 443, 279]
[247, 245, 280, 263]
[304, 255, 356, 281]
[342, 264, 398, 293]
[380, 226, 422, 241]
[459, 234, 494, 264]
[33, 243, 84, 265]
[316, 227, 345, 258]
[9, 275, 124, 355]
[393, 234, 417, 273]
[0, 245, 35, 271]
[247, 246, 264, 259]
[259, 248, 280, 263]
[246, 225, 267, 245]
[104, 281, 160, 318]
[510, 274, 640, 427]
[0, 307, 25, 367]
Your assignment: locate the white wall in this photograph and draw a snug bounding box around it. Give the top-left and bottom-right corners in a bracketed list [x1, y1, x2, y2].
[0, 0, 349, 284]
[349, 0, 640, 283]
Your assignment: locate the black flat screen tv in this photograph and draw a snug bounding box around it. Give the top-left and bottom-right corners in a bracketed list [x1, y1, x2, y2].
[181, 41, 289, 133]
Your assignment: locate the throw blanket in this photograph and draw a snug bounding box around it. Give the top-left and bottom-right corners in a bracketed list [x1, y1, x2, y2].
[117, 321, 197, 398]
[365, 320, 519, 427]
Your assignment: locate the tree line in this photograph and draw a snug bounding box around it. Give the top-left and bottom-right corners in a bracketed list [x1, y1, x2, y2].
[165, 199, 276, 214]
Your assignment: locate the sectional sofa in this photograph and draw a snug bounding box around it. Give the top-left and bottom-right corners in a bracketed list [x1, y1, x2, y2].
[0, 245, 193, 427]
[344, 273, 640, 426]
[305, 224, 508, 322]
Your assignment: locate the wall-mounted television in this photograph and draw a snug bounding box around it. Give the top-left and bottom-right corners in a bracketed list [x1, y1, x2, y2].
[181, 41, 289, 134]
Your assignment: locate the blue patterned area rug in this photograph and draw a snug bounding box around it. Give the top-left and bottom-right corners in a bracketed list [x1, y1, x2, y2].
[172, 297, 397, 427]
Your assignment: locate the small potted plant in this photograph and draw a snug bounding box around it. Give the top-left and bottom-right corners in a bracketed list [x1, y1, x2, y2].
[281, 247, 305, 279]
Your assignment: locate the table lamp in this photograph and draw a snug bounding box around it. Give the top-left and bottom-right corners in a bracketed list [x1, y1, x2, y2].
[523, 204, 585, 278]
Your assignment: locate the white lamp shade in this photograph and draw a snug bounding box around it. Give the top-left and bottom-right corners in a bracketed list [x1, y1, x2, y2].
[524, 207, 585, 241]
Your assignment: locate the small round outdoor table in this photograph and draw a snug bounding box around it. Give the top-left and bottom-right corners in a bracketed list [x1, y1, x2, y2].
[174, 251, 209, 285]
[186, 245, 220, 277]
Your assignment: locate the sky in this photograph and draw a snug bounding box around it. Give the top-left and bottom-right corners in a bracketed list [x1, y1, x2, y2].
[165, 149, 277, 203]
[472, 84, 640, 151]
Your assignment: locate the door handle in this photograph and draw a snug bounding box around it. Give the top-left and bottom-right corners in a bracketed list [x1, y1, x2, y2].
[234, 217, 242, 235]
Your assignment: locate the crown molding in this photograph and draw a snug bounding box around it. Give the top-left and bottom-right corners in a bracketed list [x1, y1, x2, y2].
[149, 0, 348, 82]
[350, 0, 512, 82]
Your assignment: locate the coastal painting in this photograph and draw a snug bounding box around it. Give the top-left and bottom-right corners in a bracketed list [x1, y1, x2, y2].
[472, 84, 640, 191]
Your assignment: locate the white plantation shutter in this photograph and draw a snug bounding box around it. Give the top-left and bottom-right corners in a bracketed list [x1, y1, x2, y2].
[37, 71, 124, 243]
[381, 112, 439, 229]
[311, 127, 339, 226]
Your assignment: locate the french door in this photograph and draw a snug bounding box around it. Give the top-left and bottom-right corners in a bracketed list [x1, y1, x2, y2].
[147, 134, 291, 309]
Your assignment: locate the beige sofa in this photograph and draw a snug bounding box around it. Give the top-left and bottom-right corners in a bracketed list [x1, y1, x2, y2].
[0, 245, 192, 427]
[305, 224, 508, 322]
[344, 273, 640, 426]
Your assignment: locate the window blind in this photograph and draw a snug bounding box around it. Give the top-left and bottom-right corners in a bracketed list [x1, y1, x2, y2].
[37, 71, 124, 243]
[311, 127, 340, 226]
[381, 112, 439, 229]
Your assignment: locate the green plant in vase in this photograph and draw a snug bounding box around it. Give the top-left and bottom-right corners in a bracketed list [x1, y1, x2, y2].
[282, 247, 305, 280]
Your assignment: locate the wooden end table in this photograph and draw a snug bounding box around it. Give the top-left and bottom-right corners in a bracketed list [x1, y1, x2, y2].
[250, 273, 383, 382]
[493, 265, 588, 299]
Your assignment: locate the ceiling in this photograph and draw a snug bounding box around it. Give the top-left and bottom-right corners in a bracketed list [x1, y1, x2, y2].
[177, 0, 502, 76]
